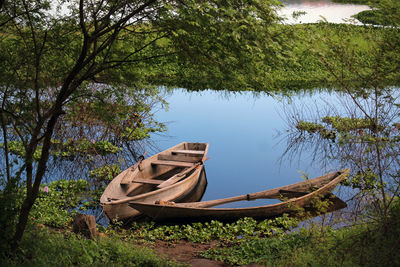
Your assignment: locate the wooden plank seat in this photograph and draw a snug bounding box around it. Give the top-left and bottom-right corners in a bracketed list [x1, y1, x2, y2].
[132, 178, 164, 185]
[157, 154, 199, 163]
[151, 160, 195, 168]
[171, 149, 204, 156]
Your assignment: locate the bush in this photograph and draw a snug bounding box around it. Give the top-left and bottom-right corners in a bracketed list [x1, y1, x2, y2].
[0, 226, 182, 267]
[30, 179, 92, 228]
[0, 177, 24, 251]
[201, 203, 400, 266]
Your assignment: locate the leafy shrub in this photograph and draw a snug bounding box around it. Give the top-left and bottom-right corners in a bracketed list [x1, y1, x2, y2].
[354, 10, 393, 26]
[1, 226, 182, 267]
[200, 202, 400, 266]
[0, 177, 24, 251]
[201, 232, 310, 266]
[108, 215, 298, 245]
[30, 179, 92, 228]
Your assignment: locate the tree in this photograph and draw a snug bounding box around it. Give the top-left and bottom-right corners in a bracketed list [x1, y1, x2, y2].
[282, 0, 400, 223]
[284, 90, 400, 218]
[0, 0, 283, 249]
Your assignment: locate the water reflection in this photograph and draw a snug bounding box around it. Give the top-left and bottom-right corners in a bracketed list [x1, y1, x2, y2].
[151, 89, 338, 208]
[279, 0, 370, 24]
[283, 88, 400, 217]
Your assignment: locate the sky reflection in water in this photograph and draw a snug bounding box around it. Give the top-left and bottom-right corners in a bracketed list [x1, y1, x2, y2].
[151, 89, 340, 207]
[150, 1, 372, 208]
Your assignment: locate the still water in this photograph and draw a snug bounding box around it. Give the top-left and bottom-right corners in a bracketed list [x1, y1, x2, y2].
[149, 0, 368, 207]
[151, 90, 339, 207]
[279, 0, 370, 24]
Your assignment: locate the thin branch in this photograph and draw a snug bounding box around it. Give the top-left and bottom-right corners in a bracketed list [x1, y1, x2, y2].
[1, 89, 11, 181]
[92, 0, 157, 39]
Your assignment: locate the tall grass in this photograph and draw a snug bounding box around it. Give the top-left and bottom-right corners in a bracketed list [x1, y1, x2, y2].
[201, 201, 400, 266]
[1, 225, 182, 267]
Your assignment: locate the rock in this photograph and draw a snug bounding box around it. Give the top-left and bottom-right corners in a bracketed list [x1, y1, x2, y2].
[97, 232, 106, 237]
[72, 214, 97, 239]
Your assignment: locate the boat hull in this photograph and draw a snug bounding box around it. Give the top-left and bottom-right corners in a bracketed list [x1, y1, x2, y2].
[100, 142, 209, 221]
[129, 170, 349, 222]
[102, 166, 205, 220]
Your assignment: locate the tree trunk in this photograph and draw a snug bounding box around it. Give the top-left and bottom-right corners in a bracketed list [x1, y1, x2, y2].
[11, 194, 36, 250]
[11, 113, 61, 249]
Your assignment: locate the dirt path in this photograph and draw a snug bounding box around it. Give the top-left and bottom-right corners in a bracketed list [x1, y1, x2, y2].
[150, 240, 229, 267]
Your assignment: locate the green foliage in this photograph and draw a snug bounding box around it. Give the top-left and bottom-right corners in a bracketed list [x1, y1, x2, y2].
[89, 164, 121, 183]
[201, 201, 400, 266]
[296, 116, 386, 143]
[354, 0, 400, 26]
[261, 23, 400, 93]
[108, 215, 298, 245]
[296, 121, 325, 134]
[295, 20, 400, 91]
[2, 0, 288, 247]
[0, 226, 182, 267]
[30, 180, 92, 228]
[52, 139, 121, 158]
[201, 231, 310, 265]
[321, 116, 380, 132]
[5, 141, 42, 160]
[0, 176, 24, 251]
[354, 10, 389, 25]
[294, 108, 400, 191]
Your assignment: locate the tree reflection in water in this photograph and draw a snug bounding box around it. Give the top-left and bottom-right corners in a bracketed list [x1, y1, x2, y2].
[282, 88, 400, 220]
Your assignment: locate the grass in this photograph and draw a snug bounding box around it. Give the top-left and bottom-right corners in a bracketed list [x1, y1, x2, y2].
[201, 203, 400, 266]
[2, 193, 400, 266]
[200, 221, 400, 266]
[1, 225, 183, 267]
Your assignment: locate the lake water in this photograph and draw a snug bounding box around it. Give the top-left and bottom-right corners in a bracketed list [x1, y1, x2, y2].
[279, 0, 370, 24]
[147, 0, 372, 207]
[151, 89, 339, 207]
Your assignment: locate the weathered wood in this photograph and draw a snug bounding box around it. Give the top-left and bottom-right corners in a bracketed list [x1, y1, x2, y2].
[120, 167, 139, 185]
[129, 169, 350, 222]
[151, 160, 195, 167]
[100, 142, 209, 221]
[172, 149, 205, 155]
[72, 214, 97, 239]
[157, 153, 200, 163]
[120, 151, 147, 185]
[132, 178, 164, 185]
[157, 163, 201, 189]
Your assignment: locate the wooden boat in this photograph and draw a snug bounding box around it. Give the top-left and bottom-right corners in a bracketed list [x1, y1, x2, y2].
[100, 142, 209, 221]
[129, 169, 349, 222]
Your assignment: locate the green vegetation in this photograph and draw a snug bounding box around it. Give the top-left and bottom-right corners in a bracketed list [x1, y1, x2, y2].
[0, 0, 400, 265]
[154, 23, 400, 93]
[4, 193, 398, 266]
[31, 180, 94, 228]
[355, 7, 400, 26]
[108, 216, 298, 244]
[201, 203, 400, 266]
[338, 0, 400, 26]
[2, 226, 182, 267]
[0, 0, 286, 249]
